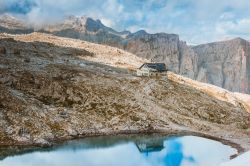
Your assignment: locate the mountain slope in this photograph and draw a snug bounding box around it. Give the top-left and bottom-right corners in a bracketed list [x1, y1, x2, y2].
[0, 14, 33, 34]
[0, 15, 197, 79]
[0, 14, 249, 94]
[43, 16, 197, 79]
[31, 16, 250, 94]
[0, 33, 250, 153]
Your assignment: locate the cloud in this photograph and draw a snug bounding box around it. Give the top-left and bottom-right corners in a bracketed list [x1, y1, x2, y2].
[216, 18, 250, 37]
[1, 0, 250, 44]
[100, 18, 114, 27]
[0, 0, 36, 14]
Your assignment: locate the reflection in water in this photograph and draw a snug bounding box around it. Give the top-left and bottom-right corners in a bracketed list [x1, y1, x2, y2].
[163, 140, 195, 166]
[135, 137, 164, 153]
[0, 135, 237, 166]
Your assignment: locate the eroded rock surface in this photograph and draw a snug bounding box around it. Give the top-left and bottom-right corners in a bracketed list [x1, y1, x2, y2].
[193, 38, 250, 94]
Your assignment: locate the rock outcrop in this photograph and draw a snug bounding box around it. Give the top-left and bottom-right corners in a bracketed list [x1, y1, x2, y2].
[193, 38, 250, 94]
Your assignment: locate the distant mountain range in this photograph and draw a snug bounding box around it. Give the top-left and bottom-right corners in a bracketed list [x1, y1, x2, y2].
[0, 14, 249, 94]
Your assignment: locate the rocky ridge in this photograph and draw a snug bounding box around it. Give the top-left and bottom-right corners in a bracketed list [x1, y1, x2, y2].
[0, 14, 33, 34]
[0, 16, 205, 79]
[42, 16, 198, 80]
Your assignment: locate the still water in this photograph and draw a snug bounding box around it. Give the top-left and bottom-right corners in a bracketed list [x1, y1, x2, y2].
[0, 135, 237, 166]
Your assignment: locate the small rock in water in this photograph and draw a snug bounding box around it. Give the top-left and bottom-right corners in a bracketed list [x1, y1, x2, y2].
[34, 138, 51, 146]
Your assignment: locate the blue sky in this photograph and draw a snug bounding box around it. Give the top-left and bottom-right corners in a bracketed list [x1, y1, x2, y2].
[1, 0, 250, 44]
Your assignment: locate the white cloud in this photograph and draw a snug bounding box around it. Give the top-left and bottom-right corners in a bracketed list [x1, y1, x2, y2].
[2, 0, 250, 43]
[219, 12, 235, 20]
[100, 18, 114, 27]
[216, 18, 250, 37]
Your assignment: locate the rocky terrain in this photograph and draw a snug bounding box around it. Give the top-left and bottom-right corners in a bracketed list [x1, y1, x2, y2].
[0, 33, 250, 158]
[168, 72, 250, 113]
[0, 14, 249, 94]
[193, 38, 250, 94]
[40, 16, 198, 80]
[0, 14, 33, 34]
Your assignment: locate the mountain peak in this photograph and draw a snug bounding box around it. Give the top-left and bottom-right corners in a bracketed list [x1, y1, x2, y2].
[85, 17, 105, 32]
[231, 37, 246, 42]
[135, 30, 147, 35]
[63, 16, 106, 32]
[0, 14, 26, 29]
[128, 30, 148, 38]
[0, 13, 15, 19]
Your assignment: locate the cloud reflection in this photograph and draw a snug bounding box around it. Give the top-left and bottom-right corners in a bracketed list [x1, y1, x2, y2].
[0, 136, 237, 166]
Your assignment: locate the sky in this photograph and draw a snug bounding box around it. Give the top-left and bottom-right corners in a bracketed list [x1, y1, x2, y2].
[1, 0, 250, 44]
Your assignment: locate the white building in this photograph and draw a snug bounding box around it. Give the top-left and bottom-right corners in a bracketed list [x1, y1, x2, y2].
[136, 63, 167, 76]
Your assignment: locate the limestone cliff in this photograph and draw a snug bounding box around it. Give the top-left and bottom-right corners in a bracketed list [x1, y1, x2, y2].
[193, 38, 250, 94]
[122, 31, 197, 79]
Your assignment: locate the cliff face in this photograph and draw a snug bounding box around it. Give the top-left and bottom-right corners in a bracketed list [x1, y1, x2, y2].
[0, 15, 249, 94]
[122, 32, 197, 79]
[193, 38, 250, 94]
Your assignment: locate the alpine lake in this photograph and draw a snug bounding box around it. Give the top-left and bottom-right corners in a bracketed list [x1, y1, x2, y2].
[0, 134, 237, 166]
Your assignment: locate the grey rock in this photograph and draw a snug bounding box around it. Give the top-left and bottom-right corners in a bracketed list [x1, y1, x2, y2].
[193, 38, 250, 94]
[34, 138, 51, 146]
